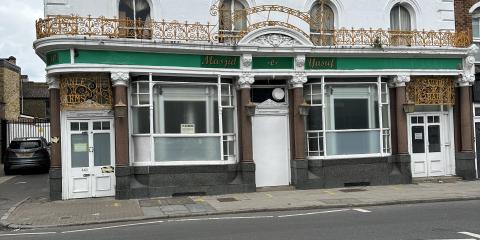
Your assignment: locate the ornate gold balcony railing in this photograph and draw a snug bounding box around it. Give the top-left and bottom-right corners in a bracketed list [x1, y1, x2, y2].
[36, 16, 471, 48]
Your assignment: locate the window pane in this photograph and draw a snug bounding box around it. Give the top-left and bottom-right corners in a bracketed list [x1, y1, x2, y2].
[71, 134, 89, 168]
[132, 107, 150, 134]
[307, 106, 323, 130]
[71, 122, 79, 131]
[334, 99, 369, 129]
[93, 121, 102, 130]
[222, 108, 235, 133]
[325, 130, 380, 155]
[428, 125, 441, 153]
[154, 137, 221, 161]
[411, 126, 425, 153]
[382, 104, 390, 128]
[94, 133, 111, 166]
[473, 18, 480, 38]
[164, 101, 207, 133]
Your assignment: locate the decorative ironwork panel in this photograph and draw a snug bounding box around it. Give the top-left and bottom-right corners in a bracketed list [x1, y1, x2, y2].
[35, 13, 471, 48]
[60, 73, 113, 110]
[406, 77, 455, 105]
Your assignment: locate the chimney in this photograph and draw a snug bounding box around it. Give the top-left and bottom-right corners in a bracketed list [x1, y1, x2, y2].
[7, 56, 16, 65]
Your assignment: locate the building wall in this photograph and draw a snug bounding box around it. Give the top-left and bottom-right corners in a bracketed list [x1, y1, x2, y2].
[454, 0, 479, 32]
[0, 63, 21, 121]
[23, 99, 49, 119]
[45, 0, 455, 31]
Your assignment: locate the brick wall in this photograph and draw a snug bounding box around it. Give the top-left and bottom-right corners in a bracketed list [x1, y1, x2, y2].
[455, 0, 480, 32]
[3, 68, 20, 120]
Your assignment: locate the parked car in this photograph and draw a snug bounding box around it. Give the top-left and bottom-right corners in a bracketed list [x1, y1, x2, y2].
[3, 137, 50, 175]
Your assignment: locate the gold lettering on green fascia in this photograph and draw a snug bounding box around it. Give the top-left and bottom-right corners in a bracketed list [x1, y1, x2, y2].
[267, 59, 279, 66]
[307, 57, 337, 69]
[201, 55, 239, 68]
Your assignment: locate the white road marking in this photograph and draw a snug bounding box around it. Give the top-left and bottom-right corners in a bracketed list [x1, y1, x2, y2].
[278, 209, 350, 218]
[0, 232, 57, 237]
[14, 182, 27, 184]
[459, 232, 480, 239]
[352, 208, 371, 213]
[168, 215, 275, 222]
[61, 220, 164, 234]
[428, 238, 475, 240]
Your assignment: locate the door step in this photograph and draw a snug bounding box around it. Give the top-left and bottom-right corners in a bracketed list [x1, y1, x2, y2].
[413, 176, 462, 184]
[256, 186, 295, 192]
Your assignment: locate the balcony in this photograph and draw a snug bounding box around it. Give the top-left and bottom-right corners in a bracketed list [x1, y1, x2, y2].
[36, 15, 471, 48]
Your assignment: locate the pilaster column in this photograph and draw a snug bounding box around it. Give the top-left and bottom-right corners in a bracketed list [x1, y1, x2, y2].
[47, 76, 61, 168]
[290, 56, 307, 160]
[111, 72, 129, 167]
[457, 74, 475, 152]
[238, 73, 254, 162]
[391, 75, 410, 155]
[47, 75, 62, 200]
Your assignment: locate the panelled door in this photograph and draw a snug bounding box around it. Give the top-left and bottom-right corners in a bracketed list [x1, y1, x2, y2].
[68, 119, 115, 199]
[408, 114, 446, 178]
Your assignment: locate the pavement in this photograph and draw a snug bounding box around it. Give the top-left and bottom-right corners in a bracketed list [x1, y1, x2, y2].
[1, 180, 479, 229]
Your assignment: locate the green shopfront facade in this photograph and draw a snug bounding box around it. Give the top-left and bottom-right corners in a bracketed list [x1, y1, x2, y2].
[38, 30, 477, 199]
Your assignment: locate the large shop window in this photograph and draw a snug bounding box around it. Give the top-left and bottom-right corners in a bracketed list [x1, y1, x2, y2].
[131, 79, 236, 164]
[304, 80, 391, 158]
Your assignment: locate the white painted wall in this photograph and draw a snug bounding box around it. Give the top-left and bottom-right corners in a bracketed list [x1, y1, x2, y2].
[44, 0, 455, 31]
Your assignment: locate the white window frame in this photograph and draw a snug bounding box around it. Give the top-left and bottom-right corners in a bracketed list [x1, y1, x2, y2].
[472, 12, 480, 41]
[130, 74, 237, 166]
[305, 77, 391, 160]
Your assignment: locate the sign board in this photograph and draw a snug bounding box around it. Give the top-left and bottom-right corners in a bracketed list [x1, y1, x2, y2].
[181, 124, 195, 134]
[73, 143, 88, 152]
[201, 55, 240, 69]
[306, 57, 337, 70]
[252, 57, 294, 69]
[414, 133, 423, 140]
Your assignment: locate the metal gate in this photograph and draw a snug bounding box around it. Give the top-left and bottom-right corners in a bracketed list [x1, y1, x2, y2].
[1, 119, 50, 163]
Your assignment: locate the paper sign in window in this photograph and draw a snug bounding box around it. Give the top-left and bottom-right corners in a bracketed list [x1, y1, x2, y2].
[414, 133, 423, 140]
[74, 143, 88, 152]
[181, 124, 195, 134]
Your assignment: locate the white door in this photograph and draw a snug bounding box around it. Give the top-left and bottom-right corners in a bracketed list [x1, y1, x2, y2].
[409, 114, 446, 177]
[68, 119, 116, 199]
[252, 115, 290, 187]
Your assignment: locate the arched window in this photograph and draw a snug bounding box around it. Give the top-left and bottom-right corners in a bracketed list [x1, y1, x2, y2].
[119, 0, 151, 38]
[390, 4, 411, 31]
[390, 4, 412, 46]
[219, 0, 247, 33]
[310, 2, 335, 45]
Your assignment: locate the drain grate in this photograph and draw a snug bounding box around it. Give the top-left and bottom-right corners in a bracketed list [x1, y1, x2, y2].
[217, 197, 238, 202]
[338, 188, 367, 193]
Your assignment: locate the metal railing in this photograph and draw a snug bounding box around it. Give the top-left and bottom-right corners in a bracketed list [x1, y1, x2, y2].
[36, 15, 471, 48]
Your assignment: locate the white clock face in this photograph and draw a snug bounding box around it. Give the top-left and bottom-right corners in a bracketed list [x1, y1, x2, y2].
[272, 88, 285, 101]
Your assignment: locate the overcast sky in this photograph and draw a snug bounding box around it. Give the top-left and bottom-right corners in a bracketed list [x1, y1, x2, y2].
[0, 0, 44, 82]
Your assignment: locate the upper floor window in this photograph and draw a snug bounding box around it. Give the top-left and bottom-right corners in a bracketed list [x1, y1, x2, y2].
[219, 0, 247, 33]
[390, 4, 411, 31]
[472, 9, 480, 39]
[310, 2, 335, 45]
[119, 0, 151, 38]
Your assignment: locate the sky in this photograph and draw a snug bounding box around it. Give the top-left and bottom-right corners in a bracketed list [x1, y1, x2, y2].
[0, 0, 44, 82]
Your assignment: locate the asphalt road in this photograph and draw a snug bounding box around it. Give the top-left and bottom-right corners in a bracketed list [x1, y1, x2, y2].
[1, 200, 479, 240]
[0, 165, 49, 220]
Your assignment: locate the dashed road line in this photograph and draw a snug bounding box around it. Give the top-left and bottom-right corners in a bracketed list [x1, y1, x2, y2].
[0, 232, 57, 237]
[61, 220, 165, 234]
[352, 208, 372, 213]
[278, 209, 350, 218]
[459, 232, 480, 239]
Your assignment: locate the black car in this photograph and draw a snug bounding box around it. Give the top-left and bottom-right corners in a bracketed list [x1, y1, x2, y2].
[3, 137, 51, 175]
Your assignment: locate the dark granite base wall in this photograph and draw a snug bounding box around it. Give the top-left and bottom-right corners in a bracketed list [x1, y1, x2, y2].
[49, 168, 62, 201]
[119, 162, 256, 199]
[455, 152, 476, 180]
[292, 155, 412, 189]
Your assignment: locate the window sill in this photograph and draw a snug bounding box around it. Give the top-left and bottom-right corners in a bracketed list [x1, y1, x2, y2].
[132, 160, 238, 166]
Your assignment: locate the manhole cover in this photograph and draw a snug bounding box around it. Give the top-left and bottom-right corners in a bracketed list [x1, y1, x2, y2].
[60, 216, 71, 220]
[339, 188, 367, 193]
[217, 197, 238, 202]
